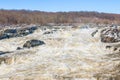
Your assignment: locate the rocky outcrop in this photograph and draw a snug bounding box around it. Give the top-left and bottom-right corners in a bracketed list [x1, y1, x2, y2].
[100, 26, 120, 43]
[0, 26, 37, 40]
[23, 39, 45, 48]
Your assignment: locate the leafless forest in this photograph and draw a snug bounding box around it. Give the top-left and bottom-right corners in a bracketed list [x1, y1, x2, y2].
[0, 9, 120, 25]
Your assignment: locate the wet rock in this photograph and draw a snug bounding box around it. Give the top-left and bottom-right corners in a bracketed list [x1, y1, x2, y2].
[114, 47, 118, 51]
[17, 26, 38, 37]
[106, 46, 112, 49]
[100, 26, 120, 43]
[0, 26, 38, 40]
[0, 51, 7, 55]
[0, 29, 17, 39]
[4, 29, 17, 34]
[16, 47, 23, 50]
[43, 31, 53, 34]
[43, 29, 58, 35]
[0, 51, 11, 55]
[91, 30, 98, 37]
[23, 39, 45, 48]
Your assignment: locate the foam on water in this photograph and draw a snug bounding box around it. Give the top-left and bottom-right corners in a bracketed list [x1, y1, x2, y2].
[0, 27, 119, 80]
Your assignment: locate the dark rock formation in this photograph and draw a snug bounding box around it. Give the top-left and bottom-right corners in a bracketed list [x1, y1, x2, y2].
[43, 31, 52, 34]
[43, 31, 53, 34]
[17, 26, 37, 37]
[0, 26, 37, 40]
[23, 39, 45, 48]
[91, 30, 98, 37]
[43, 29, 58, 35]
[0, 51, 11, 55]
[106, 45, 112, 49]
[100, 26, 120, 43]
[16, 47, 23, 50]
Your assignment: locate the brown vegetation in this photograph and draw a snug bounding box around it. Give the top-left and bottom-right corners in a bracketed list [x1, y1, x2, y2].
[0, 9, 120, 25]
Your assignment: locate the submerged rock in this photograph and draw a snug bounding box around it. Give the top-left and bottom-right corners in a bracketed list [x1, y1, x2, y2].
[23, 39, 45, 48]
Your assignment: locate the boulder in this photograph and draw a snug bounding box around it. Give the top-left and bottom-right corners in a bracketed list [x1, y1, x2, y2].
[23, 39, 45, 48]
[100, 26, 120, 43]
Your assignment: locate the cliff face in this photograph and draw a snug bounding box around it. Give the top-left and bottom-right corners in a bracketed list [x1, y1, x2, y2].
[0, 25, 120, 80]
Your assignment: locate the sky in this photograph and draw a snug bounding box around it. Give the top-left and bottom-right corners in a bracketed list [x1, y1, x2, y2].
[0, 0, 120, 14]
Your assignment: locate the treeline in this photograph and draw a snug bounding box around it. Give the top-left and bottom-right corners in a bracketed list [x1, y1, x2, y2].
[0, 9, 120, 25]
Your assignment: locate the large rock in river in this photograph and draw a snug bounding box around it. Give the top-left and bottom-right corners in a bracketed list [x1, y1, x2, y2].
[23, 39, 45, 48]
